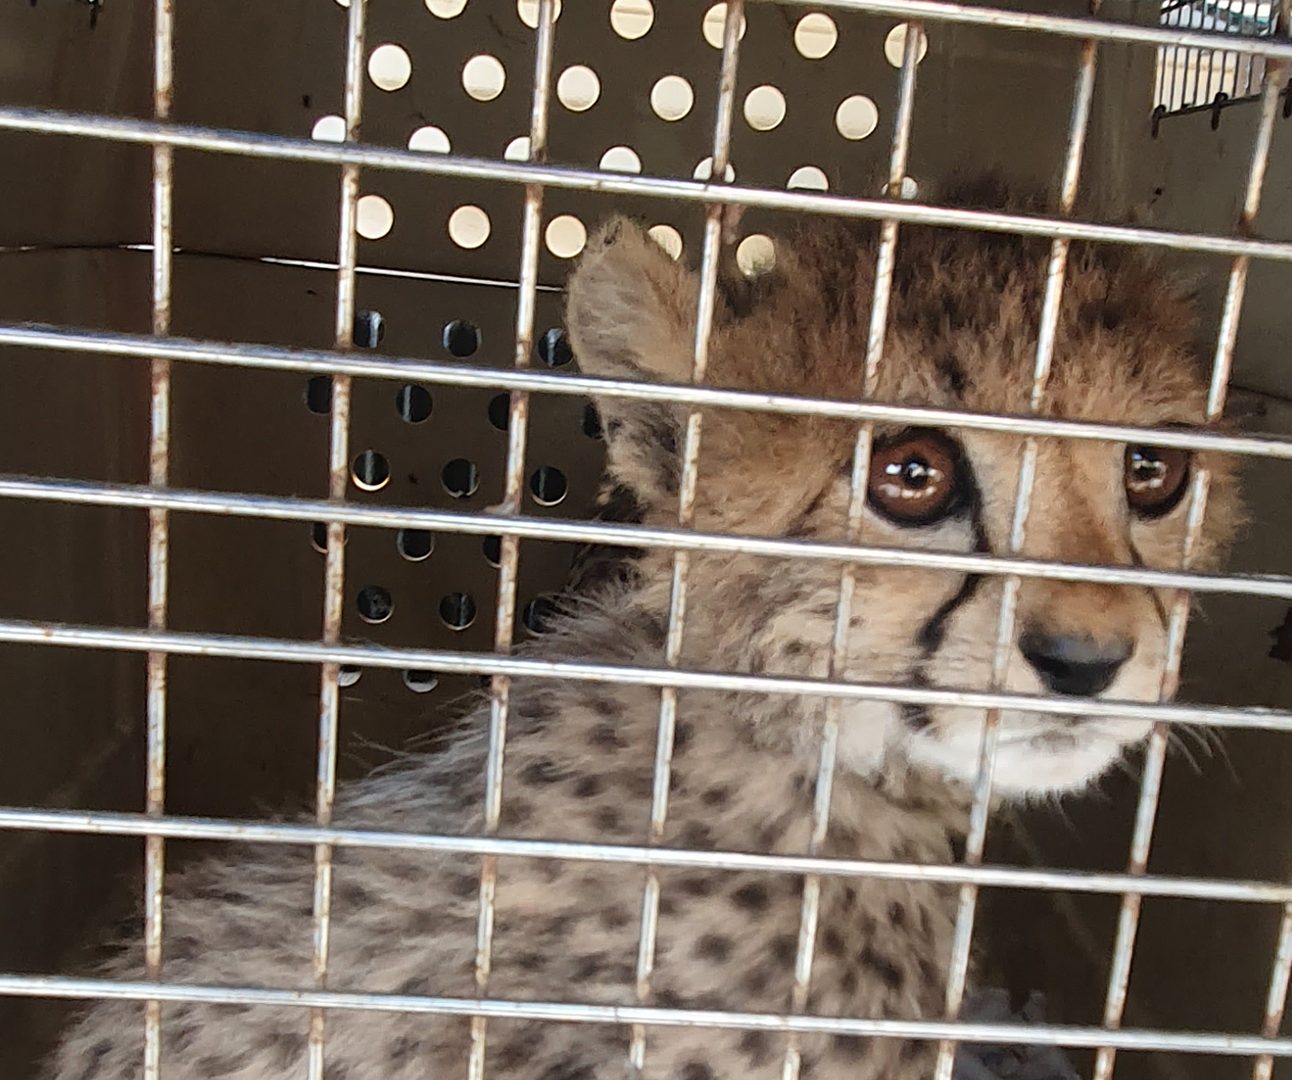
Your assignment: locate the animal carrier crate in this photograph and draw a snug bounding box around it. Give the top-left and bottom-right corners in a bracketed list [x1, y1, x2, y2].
[0, 1, 1291, 1079]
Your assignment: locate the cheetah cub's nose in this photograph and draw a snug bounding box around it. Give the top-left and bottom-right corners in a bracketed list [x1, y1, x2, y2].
[1018, 631, 1135, 697]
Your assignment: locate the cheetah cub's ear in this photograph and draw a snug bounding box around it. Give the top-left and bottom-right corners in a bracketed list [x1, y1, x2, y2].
[565, 217, 701, 512]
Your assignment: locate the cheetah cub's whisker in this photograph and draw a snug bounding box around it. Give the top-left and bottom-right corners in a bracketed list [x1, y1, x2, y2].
[49, 183, 1242, 1080]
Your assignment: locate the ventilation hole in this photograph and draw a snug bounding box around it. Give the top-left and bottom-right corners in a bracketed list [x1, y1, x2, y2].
[610, 0, 653, 38]
[368, 44, 412, 92]
[736, 234, 776, 278]
[504, 135, 531, 161]
[788, 165, 829, 192]
[402, 669, 439, 693]
[356, 194, 394, 240]
[537, 327, 573, 368]
[357, 585, 394, 624]
[889, 175, 920, 199]
[463, 54, 506, 101]
[582, 402, 603, 439]
[694, 157, 735, 182]
[482, 535, 502, 567]
[599, 145, 642, 173]
[442, 458, 480, 498]
[408, 125, 451, 153]
[396, 384, 433, 423]
[397, 528, 434, 561]
[353, 309, 385, 348]
[743, 85, 786, 131]
[529, 465, 567, 506]
[310, 522, 329, 553]
[545, 214, 587, 258]
[517, 0, 561, 27]
[884, 22, 928, 67]
[351, 450, 391, 492]
[523, 595, 559, 634]
[835, 95, 879, 140]
[425, 0, 467, 15]
[311, 114, 346, 142]
[648, 224, 684, 260]
[650, 75, 693, 121]
[702, 2, 747, 48]
[442, 319, 481, 357]
[794, 12, 838, 58]
[439, 591, 477, 630]
[487, 392, 511, 431]
[557, 65, 601, 112]
[448, 205, 491, 249]
[305, 375, 332, 414]
[338, 665, 362, 688]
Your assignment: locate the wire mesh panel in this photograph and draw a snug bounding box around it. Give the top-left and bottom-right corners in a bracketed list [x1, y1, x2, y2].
[0, 1, 1291, 1080]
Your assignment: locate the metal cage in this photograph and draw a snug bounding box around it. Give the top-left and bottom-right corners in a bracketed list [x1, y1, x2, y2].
[1, 1, 1291, 1079]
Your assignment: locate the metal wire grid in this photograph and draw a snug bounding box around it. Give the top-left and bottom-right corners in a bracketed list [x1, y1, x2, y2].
[1, 0, 1292, 1076]
[1156, 0, 1284, 117]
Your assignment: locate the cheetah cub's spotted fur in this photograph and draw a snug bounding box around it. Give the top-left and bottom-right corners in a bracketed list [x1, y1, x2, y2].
[50, 197, 1240, 1080]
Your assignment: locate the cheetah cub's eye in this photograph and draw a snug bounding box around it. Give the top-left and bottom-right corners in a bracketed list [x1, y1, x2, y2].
[866, 429, 964, 527]
[1124, 445, 1191, 519]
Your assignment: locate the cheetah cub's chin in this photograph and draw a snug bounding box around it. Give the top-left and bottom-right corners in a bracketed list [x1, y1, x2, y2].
[47, 199, 1241, 1080]
[568, 209, 1241, 803]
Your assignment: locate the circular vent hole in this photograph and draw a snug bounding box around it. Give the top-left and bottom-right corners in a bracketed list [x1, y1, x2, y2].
[368, 44, 412, 92]
[693, 157, 735, 182]
[338, 665, 363, 688]
[396, 384, 433, 423]
[397, 528, 434, 561]
[884, 22, 928, 67]
[788, 165, 829, 192]
[517, 0, 561, 27]
[557, 65, 601, 112]
[442, 458, 480, 499]
[442, 319, 481, 357]
[650, 75, 693, 121]
[353, 310, 385, 348]
[463, 54, 506, 101]
[648, 224, 684, 260]
[743, 85, 786, 131]
[795, 12, 837, 58]
[835, 95, 879, 141]
[582, 402, 603, 439]
[523, 595, 559, 634]
[357, 585, 394, 624]
[545, 214, 587, 258]
[311, 115, 346, 142]
[408, 125, 451, 153]
[403, 669, 439, 693]
[537, 328, 573, 368]
[351, 450, 390, 491]
[529, 465, 568, 506]
[448, 205, 491, 249]
[611, 0, 653, 38]
[736, 234, 776, 278]
[488, 392, 511, 431]
[702, 3, 747, 48]
[310, 522, 329, 553]
[599, 145, 642, 173]
[356, 194, 394, 240]
[504, 135, 531, 161]
[305, 375, 332, 414]
[425, 0, 467, 15]
[440, 591, 477, 630]
[482, 535, 502, 567]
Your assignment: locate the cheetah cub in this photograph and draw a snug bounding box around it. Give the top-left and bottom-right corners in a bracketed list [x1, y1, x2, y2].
[50, 200, 1240, 1080]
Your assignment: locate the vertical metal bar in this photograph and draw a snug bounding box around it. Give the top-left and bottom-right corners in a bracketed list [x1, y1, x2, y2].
[1253, 903, 1292, 1080]
[142, 1, 174, 1077]
[778, 24, 923, 1080]
[933, 34, 1099, 1080]
[466, 3, 556, 1078]
[1092, 58, 1285, 1080]
[308, 2, 366, 1077]
[628, 5, 742, 1073]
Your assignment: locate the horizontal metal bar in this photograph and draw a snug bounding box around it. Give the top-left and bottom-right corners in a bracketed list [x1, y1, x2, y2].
[0, 807, 1287, 903]
[759, 0, 1292, 58]
[0, 973, 1287, 1057]
[3, 475, 1291, 600]
[1, 619, 1289, 732]
[3, 109, 1292, 264]
[4, 323, 1292, 461]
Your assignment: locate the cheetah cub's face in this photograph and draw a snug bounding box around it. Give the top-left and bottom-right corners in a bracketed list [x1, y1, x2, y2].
[566, 213, 1242, 799]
